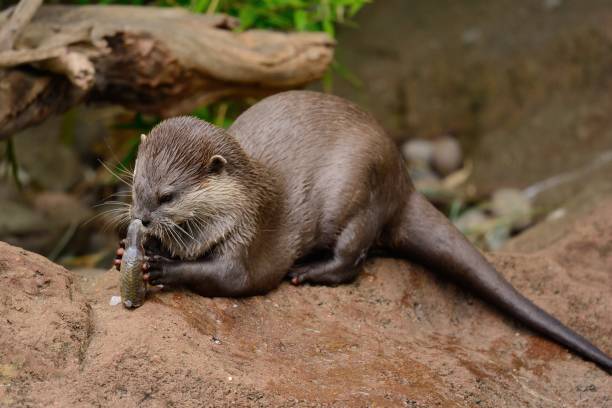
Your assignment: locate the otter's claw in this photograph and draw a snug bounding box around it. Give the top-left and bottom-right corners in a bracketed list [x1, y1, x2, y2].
[287, 267, 308, 285]
[113, 239, 127, 270]
[143, 254, 175, 286]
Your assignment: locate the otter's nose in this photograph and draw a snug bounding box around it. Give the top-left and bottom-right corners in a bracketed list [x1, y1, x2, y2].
[141, 218, 151, 227]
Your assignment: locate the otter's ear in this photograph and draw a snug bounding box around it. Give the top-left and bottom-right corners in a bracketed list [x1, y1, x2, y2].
[207, 154, 227, 173]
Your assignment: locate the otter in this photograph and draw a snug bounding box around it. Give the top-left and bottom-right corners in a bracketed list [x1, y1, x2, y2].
[113, 90, 611, 372]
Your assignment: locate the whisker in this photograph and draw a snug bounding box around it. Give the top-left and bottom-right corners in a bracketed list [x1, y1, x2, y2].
[103, 191, 133, 200]
[83, 207, 130, 226]
[93, 200, 132, 208]
[174, 222, 197, 243]
[163, 221, 182, 250]
[99, 160, 133, 187]
[116, 164, 134, 178]
[99, 211, 131, 232]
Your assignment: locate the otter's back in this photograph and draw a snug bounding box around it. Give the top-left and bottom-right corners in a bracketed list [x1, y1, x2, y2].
[229, 91, 407, 248]
[230, 91, 395, 169]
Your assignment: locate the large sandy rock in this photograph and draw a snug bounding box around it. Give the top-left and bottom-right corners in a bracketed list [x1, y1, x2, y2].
[0, 242, 91, 407]
[2, 198, 612, 406]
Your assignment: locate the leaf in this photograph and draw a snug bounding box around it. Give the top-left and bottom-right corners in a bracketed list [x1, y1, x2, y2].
[191, 0, 210, 13]
[3, 137, 22, 190]
[192, 106, 212, 121]
[331, 60, 362, 88]
[322, 68, 333, 93]
[349, 0, 368, 17]
[238, 5, 257, 30]
[293, 9, 308, 31]
[322, 18, 335, 38]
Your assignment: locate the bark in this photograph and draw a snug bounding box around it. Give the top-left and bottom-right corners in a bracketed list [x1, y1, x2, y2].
[0, 0, 43, 51]
[0, 5, 334, 139]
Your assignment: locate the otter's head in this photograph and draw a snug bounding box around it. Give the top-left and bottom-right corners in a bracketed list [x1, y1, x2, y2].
[130, 116, 256, 259]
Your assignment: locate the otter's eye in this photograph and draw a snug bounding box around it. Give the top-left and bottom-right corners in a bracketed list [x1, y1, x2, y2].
[158, 193, 174, 205]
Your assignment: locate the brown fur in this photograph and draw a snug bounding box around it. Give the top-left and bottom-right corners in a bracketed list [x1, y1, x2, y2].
[122, 91, 611, 372]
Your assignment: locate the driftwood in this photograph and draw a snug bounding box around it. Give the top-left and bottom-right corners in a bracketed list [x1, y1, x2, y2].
[0, 5, 334, 139]
[0, 0, 42, 51]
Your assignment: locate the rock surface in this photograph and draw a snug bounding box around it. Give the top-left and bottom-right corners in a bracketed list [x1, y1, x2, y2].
[0, 243, 91, 407]
[1, 199, 612, 406]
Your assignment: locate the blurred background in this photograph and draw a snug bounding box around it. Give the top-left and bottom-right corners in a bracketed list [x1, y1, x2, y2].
[2, 0, 612, 270]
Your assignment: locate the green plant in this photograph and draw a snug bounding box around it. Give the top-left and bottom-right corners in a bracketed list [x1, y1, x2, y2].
[188, 0, 368, 38]
[57, 0, 368, 38]
[1, 138, 22, 189]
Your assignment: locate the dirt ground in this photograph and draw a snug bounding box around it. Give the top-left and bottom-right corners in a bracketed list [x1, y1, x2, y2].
[1, 200, 611, 407]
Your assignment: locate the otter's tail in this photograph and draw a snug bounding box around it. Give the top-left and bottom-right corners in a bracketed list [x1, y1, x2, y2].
[388, 192, 612, 372]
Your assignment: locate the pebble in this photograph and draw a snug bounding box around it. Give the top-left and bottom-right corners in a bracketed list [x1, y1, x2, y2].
[491, 188, 533, 230]
[462, 28, 482, 45]
[454, 209, 489, 234]
[544, 0, 562, 10]
[109, 296, 122, 306]
[408, 164, 439, 185]
[546, 208, 566, 221]
[409, 164, 442, 194]
[431, 136, 463, 176]
[485, 223, 511, 251]
[401, 139, 434, 164]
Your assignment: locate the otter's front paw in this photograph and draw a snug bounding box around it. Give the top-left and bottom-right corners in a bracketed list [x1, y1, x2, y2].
[287, 266, 309, 285]
[113, 239, 126, 270]
[143, 255, 176, 286]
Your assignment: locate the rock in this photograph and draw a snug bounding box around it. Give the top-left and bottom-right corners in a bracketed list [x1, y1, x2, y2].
[431, 136, 463, 176]
[491, 188, 533, 230]
[0, 199, 50, 252]
[2, 197, 612, 406]
[0, 199, 47, 237]
[0, 192, 94, 257]
[408, 165, 457, 203]
[13, 116, 85, 191]
[503, 179, 612, 253]
[33, 192, 93, 227]
[454, 208, 489, 234]
[546, 207, 566, 222]
[455, 209, 514, 251]
[401, 139, 434, 165]
[461, 27, 482, 45]
[544, 0, 563, 10]
[484, 223, 512, 251]
[0, 242, 90, 408]
[408, 163, 440, 188]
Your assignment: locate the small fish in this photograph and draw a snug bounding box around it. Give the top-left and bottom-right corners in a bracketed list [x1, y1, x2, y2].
[120, 219, 146, 309]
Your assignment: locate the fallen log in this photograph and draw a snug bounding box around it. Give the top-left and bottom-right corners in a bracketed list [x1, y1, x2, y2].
[0, 0, 42, 51]
[0, 5, 334, 139]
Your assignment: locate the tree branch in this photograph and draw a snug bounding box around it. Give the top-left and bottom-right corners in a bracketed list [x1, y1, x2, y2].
[0, 5, 334, 139]
[0, 0, 43, 51]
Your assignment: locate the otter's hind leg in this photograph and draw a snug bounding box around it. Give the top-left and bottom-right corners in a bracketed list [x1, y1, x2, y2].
[288, 210, 379, 285]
